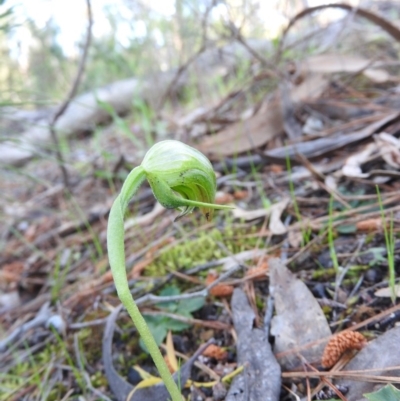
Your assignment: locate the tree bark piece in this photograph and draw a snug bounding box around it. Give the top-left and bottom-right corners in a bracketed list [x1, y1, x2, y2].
[226, 288, 281, 401]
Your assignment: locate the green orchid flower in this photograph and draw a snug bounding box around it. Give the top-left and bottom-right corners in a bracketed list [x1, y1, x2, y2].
[142, 140, 224, 220]
[107, 140, 232, 401]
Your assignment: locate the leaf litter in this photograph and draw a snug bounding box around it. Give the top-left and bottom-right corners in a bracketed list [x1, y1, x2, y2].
[2, 2, 400, 401]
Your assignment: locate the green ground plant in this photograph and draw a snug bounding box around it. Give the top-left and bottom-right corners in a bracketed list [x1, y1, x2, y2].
[328, 195, 340, 272]
[376, 185, 396, 303]
[141, 285, 205, 351]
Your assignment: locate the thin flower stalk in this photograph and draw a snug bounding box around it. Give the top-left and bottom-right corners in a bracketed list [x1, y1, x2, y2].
[107, 140, 232, 401]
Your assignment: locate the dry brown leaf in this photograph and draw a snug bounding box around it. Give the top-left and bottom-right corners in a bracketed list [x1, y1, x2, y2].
[165, 331, 179, 373]
[215, 191, 234, 204]
[210, 284, 234, 297]
[321, 331, 367, 368]
[205, 270, 221, 285]
[245, 263, 269, 281]
[163, 354, 176, 374]
[1, 261, 24, 283]
[270, 164, 284, 173]
[290, 73, 328, 103]
[206, 271, 234, 297]
[356, 218, 382, 232]
[233, 190, 249, 200]
[198, 74, 328, 158]
[198, 95, 283, 158]
[203, 344, 228, 361]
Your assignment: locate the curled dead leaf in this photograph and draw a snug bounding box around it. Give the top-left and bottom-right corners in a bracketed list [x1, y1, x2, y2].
[210, 284, 234, 297]
[356, 218, 382, 232]
[233, 190, 248, 200]
[270, 164, 284, 173]
[245, 263, 269, 281]
[203, 344, 228, 361]
[163, 355, 175, 374]
[206, 271, 234, 297]
[215, 192, 234, 205]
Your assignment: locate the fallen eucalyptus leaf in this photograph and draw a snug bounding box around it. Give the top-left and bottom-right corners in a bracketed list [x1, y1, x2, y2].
[198, 74, 328, 158]
[269, 258, 331, 369]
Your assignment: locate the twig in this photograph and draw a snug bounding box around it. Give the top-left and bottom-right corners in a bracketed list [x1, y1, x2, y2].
[215, 241, 251, 270]
[49, 0, 93, 188]
[0, 302, 52, 352]
[159, 342, 220, 381]
[135, 264, 238, 306]
[263, 295, 274, 335]
[277, 3, 400, 63]
[282, 366, 400, 381]
[142, 311, 229, 330]
[69, 318, 109, 330]
[133, 249, 265, 306]
[226, 20, 278, 80]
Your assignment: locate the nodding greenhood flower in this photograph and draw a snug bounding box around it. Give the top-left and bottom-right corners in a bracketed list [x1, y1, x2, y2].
[141, 140, 230, 220]
[107, 140, 232, 401]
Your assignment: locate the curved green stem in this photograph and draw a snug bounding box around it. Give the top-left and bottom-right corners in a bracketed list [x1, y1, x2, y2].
[107, 166, 183, 401]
